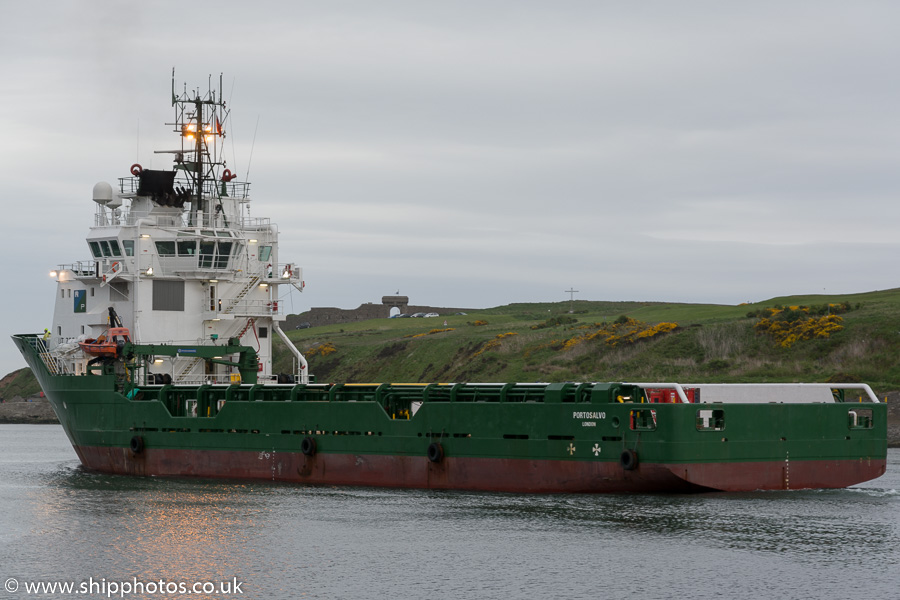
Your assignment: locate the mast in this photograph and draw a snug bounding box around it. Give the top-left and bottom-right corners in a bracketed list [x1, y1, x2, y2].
[194, 96, 203, 224]
[170, 71, 230, 227]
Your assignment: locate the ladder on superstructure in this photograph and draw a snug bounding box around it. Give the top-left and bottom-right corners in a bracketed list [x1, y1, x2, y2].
[220, 275, 261, 315]
[174, 273, 264, 383]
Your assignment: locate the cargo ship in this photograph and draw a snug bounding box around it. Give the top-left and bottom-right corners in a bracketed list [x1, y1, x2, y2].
[12, 76, 887, 493]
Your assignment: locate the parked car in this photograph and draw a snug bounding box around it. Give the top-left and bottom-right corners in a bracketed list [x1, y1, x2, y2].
[424, 313, 439, 318]
[295, 322, 311, 329]
[390, 313, 410, 318]
[411, 313, 426, 318]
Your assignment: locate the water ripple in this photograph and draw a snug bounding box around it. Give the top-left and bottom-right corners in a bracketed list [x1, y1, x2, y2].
[2, 425, 898, 599]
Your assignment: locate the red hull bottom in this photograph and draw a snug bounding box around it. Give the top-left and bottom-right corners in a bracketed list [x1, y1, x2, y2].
[667, 456, 885, 492]
[72, 445, 886, 493]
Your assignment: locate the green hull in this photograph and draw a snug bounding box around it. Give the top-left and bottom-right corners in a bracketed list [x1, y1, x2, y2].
[14, 334, 887, 493]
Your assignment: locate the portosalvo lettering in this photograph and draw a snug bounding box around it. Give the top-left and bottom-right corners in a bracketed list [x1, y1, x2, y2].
[572, 411, 606, 420]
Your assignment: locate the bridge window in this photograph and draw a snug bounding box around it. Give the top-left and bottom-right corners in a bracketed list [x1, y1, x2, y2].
[198, 241, 232, 270]
[215, 242, 232, 269]
[199, 242, 216, 268]
[155, 241, 176, 256]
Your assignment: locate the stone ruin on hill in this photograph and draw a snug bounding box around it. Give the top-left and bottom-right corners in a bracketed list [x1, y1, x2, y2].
[284, 296, 474, 329]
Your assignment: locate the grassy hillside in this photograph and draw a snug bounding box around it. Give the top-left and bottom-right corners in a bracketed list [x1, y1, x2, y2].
[275, 289, 900, 393]
[0, 368, 41, 400]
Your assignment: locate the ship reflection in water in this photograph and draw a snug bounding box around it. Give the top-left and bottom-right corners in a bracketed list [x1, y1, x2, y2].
[31, 470, 269, 594]
[3, 426, 897, 599]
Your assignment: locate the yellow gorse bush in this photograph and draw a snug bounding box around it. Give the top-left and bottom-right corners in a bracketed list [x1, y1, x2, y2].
[306, 342, 337, 357]
[405, 328, 455, 339]
[638, 322, 679, 338]
[754, 314, 844, 348]
[473, 332, 518, 357]
[561, 319, 678, 351]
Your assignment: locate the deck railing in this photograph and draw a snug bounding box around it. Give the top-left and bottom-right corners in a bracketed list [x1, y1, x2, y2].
[16, 335, 71, 375]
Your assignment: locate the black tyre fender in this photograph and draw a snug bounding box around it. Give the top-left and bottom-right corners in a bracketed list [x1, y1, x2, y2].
[427, 442, 444, 463]
[619, 448, 638, 471]
[130, 435, 144, 455]
[301, 436, 317, 456]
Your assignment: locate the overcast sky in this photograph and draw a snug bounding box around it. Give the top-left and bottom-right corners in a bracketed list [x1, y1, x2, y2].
[2, 1, 899, 375]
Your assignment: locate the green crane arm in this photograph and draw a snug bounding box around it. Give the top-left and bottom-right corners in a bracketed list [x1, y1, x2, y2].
[123, 338, 259, 384]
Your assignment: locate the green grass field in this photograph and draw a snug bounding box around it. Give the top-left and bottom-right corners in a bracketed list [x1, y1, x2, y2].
[276, 288, 900, 393]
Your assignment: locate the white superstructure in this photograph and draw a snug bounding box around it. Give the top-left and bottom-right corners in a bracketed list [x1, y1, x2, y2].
[47, 74, 307, 384]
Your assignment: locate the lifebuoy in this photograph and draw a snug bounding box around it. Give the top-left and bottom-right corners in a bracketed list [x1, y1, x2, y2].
[130, 163, 143, 176]
[427, 442, 444, 463]
[130, 435, 144, 454]
[111, 261, 120, 272]
[619, 449, 638, 471]
[301, 436, 317, 456]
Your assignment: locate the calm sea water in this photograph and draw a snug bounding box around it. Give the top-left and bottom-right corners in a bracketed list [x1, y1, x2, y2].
[0, 424, 897, 600]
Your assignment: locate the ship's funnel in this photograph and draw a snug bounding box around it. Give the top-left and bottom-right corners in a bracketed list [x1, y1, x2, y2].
[92, 181, 113, 205]
[137, 170, 177, 206]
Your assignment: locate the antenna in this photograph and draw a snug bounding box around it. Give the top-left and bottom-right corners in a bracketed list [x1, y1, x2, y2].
[228, 76, 238, 175]
[246, 115, 260, 181]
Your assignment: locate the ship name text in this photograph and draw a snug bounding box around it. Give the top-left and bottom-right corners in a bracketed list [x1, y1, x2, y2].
[573, 411, 606, 420]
